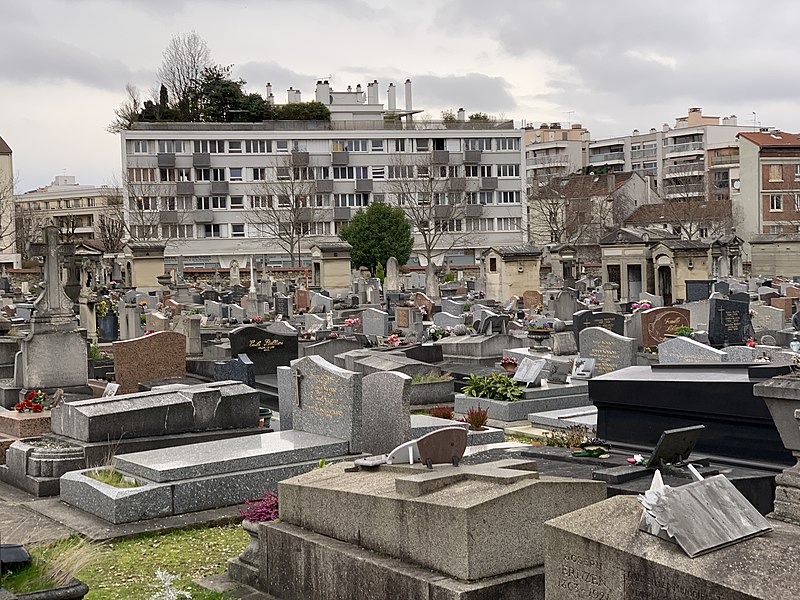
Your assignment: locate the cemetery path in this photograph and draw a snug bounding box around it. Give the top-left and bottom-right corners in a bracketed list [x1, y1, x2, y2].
[0, 480, 74, 545]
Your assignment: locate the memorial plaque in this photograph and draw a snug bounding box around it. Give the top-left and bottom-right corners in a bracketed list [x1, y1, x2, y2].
[274, 294, 292, 317]
[640, 307, 690, 348]
[546, 359, 571, 384]
[513, 358, 546, 387]
[229, 325, 298, 375]
[647, 425, 704, 468]
[708, 299, 750, 347]
[415, 427, 467, 466]
[571, 358, 595, 380]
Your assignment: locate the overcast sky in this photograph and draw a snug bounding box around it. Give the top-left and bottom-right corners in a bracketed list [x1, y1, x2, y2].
[3, 0, 800, 192]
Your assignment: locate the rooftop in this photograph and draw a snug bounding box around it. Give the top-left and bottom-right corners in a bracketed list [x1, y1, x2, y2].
[485, 245, 543, 258]
[561, 173, 635, 198]
[130, 120, 516, 133]
[737, 131, 800, 147]
[0, 136, 11, 154]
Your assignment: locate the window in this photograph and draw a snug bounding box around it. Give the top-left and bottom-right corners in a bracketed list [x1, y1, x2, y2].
[415, 139, 429, 152]
[466, 218, 494, 232]
[496, 138, 520, 150]
[132, 225, 158, 239]
[392, 139, 407, 152]
[251, 167, 267, 181]
[211, 196, 227, 209]
[497, 164, 520, 177]
[699, 228, 709, 238]
[211, 168, 226, 182]
[127, 168, 154, 182]
[276, 140, 289, 153]
[465, 165, 480, 177]
[162, 224, 193, 238]
[87, 198, 96, 207]
[372, 193, 385, 203]
[480, 165, 493, 177]
[293, 167, 314, 180]
[301, 222, 331, 235]
[228, 141, 242, 153]
[315, 166, 329, 180]
[159, 168, 176, 182]
[796, 193, 800, 212]
[354, 166, 369, 179]
[795, 165, 800, 181]
[499, 191, 520, 204]
[465, 138, 491, 151]
[195, 168, 210, 181]
[439, 219, 463, 232]
[479, 191, 494, 204]
[332, 139, 369, 152]
[229, 168, 243, 181]
[162, 196, 192, 211]
[245, 140, 271, 153]
[203, 224, 226, 238]
[371, 139, 385, 152]
[131, 196, 156, 211]
[372, 166, 386, 179]
[196, 196, 211, 210]
[497, 217, 521, 230]
[231, 223, 246, 238]
[770, 225, 782, 234]
[770, 194, 783, 211]
[333, 167, 354, 179]
[769, 164, 783, 182]
[193, 140, 224, 153]
[489, 257, 497, 272]
[388, 165, 414, 179]
[158, 140, 184, 153]
[131, 140, 149, 153]
[230, 196, 244, 209]
[438, 166, 461, 178]
[250, 195, 270, 209]
[334, 193, 369, 207]
[417, 165, 430, 178]
[176, 168, 192, 182]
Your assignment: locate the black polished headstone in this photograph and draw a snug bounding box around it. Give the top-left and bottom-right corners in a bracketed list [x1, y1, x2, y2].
[685, 280, 714, 302]
[647, 425, 705, 468]
[274, 295, 290, 317]
[730, 292, 750, 304]
[573, 310, 624, 353]
[229, 325, 298, 375]
[708, 298, 750, 347]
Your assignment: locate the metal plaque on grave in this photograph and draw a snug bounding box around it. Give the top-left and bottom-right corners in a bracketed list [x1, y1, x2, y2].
[647, 425, 704, 468]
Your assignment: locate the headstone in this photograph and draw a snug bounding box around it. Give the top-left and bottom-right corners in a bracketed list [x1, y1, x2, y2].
[384, 257, 400, 292]
[751, 304, 784, 333]
[551, 291, 578, 322]
[413, 292, 434, 318]
[432, 312, 465, 328]
[573, 310, 625, 353]
[638, 292, 663, 308]
[546, 359, 571, 384]
[111, 331, 186, 394]
[522, 290, 543, 310]
[657, 336, 728, 364]
[793, 311, 800, 331]
[173, 314, 202, 355]
[305, 313, 326, 331]
[725, 345, 758, 363]
[713, 280, 730, 296]
[685, 280, 715, 302]
[229, 325, 298, 375]
[310, 291, 333, 313]
[759, 286, 779, 302]
[771, 296, 795, 320]
[640, 306, 691, 348]
[551, 331, 577, 356]
[708, 299, 750, 347]
[214, 353, 256, 386]
[274, 294, 292, 318]
[291, 355, 363, 453]
[362, 308, 389, 338]
[579, 327, 636, 376]
[730, 291, 750, 304]
[295, 289, 310, 312]
[571, 357, 595, 380]
[441, 298, 465, 315]
[362, 371, 411, 455]
[145, 311, 169, 332]
[513, 358, 546, 387]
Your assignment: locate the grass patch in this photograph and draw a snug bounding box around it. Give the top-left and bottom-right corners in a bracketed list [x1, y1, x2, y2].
[78, 524, 248, 599]
[85, 468, 140, 488]
[410, 371, 452, 384]
[2, 537, 100, 594]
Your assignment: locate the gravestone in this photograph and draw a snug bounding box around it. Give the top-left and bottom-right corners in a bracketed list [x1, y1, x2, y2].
[730, 291, 750, 304]
[274, 294, 292, 318]
[362, 308, 389, 338]
[413, 292, 434, 318]
[310, 292, 333, 313]
[546, 359, 571, 384]
[513, 358, 546, 387]
[759, 286, 779, 302]
[173, 314, 202, 355]
[522, 290, 543, 309]
[432, 312, 465, 328]
[294, 289, 310, 312]
[229, 325, 298, 376]
[579, 327, 636, 376]
[551, 331, 577, 356]
[771, 296, 795, 320]
[305, 313, 326, 331]
[794, 311, 800, 331]
[685, 279, 714, 302]
[362, 371, 411, 455]
[111, 331, 186, 394]
[638, 292, 663, 308]
[573, 310, 624, 353]
[551, 291, 578, 322]
[725, 345, 758, 363]
[708, 299, 750, 347]
[145, 311, 169, 332]
[657, 336, 728, 364]
[384, 257, 400, 292]
[214, 353, 256, 386]
[290, 355, 363, 453]
[713, 280, 730, 296]
[751, 304, 784, 332]
[441, 298, 465, 315]
[640, 306, 690, 348]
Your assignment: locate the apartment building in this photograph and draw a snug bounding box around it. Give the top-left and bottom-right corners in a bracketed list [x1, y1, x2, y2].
[120, 80, 526, 269]
[738, 131, 800, 239]
[14, 176, 122, 245]
[0, 136, 20, 268]
[524, 122, 589, 179]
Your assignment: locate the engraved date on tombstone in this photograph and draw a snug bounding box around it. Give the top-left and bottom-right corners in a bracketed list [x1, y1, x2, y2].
[556, 553, 616, 599]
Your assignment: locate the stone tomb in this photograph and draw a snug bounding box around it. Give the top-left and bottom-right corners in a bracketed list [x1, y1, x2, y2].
[708, 298, 750, 347]
[640, 306, 690, 348]
[361, 371, 411, 455]
[685, 279, 714, 302]
[361, 307, 389, 338]
[751, 304, 785, 333]
[579, 327, 636, 376]
[112, 331, 186, 394]
[657, 336, 728, 364]
[228, 459, 605, 599]
[229, 324, 298, 376]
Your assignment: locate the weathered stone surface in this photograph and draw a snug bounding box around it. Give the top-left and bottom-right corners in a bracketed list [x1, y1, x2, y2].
[384, 257, 400, 292]
[545, 495, 800, 600]
[173, 314, 202, 355]
[432, 311, 465, 328]
[112, 331, 186, 394]
[685, 279, 714, 302]
[214, 354, 255, 386]
[0, 410, 51, 438]
[551, 332, 578, 356]
[657, 336, 728, 364]
[362, 371, 411, 455]
[640, 306, 690, 348]
[362, 308, 389, 338]
[579, 327, 636, 375]
[522, 290, 543, 309]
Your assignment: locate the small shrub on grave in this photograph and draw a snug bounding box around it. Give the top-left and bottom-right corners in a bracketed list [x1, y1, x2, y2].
[462, 373, 522, 402]
[674, 326, 693, 337]
[411, 371, 452, 384]
[464, 405, 488, 431]
[429, 405, 454, 420]
[240, 490, 279, 522]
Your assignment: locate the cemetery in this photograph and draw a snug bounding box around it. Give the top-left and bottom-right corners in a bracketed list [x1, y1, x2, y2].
[3, 226, 800, 598]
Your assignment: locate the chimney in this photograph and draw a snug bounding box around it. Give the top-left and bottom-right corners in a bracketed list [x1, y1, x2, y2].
[607, 173, 616, 194]
[366, 81, 375, 104]
[404, 79, 413, 112]
[287, 87, 301, 103]
[662, 123, 670, 132]
[649, 128, 657, 134]
[266, 82, 272, 97]
[315, 80, 330, 104]
[387, 83, 396, 111]
[372, 79, 379, 105]
[457, 107, 465, 121]
[632, 129, 639, 136]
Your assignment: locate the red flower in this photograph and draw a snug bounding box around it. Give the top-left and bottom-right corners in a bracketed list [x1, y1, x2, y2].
[32, 403, 43, 413]
[746, 338, 756, 348]
[14, 402, 24, 412]
[24, 391, 36, 402]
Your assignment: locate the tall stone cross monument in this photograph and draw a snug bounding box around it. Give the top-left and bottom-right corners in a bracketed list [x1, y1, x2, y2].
[28, 226, 77, 331]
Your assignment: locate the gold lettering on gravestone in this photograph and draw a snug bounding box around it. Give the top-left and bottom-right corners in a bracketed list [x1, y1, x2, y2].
[249, 339, 285, 352]
[589, 339, 621, 375]
[724, 310, 741, 332]
[307, 372, 345, 419]
[594, 317, 618, 332]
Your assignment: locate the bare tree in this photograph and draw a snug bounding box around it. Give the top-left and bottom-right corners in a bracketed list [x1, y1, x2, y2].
[246, 156, 325, 267]
[107, 83, 143, 133]
[658, 173, 737, 240]
[14, 206, 47, 260]
[384, 154, 475, 297]
[97, 189, 126, 253]
[157, 31, 212, 121]
[0, 172, 20, 254]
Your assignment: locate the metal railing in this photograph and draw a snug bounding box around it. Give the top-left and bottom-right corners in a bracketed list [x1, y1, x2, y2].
[133, 119, 516, 132]
[710, 154, 739, 166]
[663, 161, 705, 176]
[588, 151, 625, 163]
[665, 141, 704, 154]
[527, 154, 569, 166]
[631, 148, 657, 159]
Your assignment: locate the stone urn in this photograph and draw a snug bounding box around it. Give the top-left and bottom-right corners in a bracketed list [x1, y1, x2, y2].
[527, 328, 551, 352]
[753, 373, 800, 523]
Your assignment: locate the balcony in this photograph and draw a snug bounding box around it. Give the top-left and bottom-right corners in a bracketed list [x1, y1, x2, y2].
[432, 150, 450, 164]
[292, 151, 309, 166]
[433, 205, 451, 219]
[589, 151, 625, 164]
[527, 154, 569, 167]
[211, 181, 229, 194]
[297, 207, 314, 221]
[631, 148, 657, 159]
[663, 183, 706, 197]
[710, 154, 740, 166]
[481, 177, 498, 190]
[464, 150, 482, 164]
[464, 204, 483, 217]
[157, 153, 176, 167]
[665, 141, 704, 155]
[316, 179, 333, 193]
[332, 151, 349, 165]
[334, 207, 353, 221]
[634, 167, 658, 178]
[448, 177, 467, 191]
[159, 210, 179, 224]
[176, 181, 194, 195]
[355, 179, 373, 192]
[193, 153, 211, 167]
[193, 210, 213, 223]
[663, 161, 705, 178]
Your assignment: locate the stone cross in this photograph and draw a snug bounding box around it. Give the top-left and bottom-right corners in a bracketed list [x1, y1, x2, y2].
[28, 226, 74, 317]
[293, 368, 304, 407]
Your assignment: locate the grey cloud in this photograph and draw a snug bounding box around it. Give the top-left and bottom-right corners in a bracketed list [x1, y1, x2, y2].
[412, 73, 517, 113]
[234, 62, 317, 98]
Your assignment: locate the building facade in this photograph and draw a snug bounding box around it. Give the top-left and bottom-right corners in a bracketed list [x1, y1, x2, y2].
[120, 80, 526, 270]
[0, 136, 19, 267]
[524, 122, 589, 179]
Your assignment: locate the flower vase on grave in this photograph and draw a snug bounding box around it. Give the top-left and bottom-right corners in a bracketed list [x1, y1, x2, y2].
[502, 363, 517, 374]
[528, 329, 551, 352]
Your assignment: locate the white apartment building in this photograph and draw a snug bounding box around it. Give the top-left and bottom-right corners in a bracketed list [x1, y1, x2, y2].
[14, 176, 122, 244]
[524, 122, 590, 180]
[121, 80, 526, 269]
